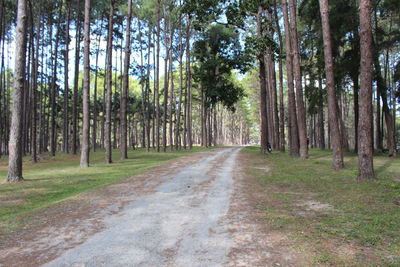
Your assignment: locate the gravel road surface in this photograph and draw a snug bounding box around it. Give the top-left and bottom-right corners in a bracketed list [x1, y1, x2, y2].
[45, 147, 242, 267]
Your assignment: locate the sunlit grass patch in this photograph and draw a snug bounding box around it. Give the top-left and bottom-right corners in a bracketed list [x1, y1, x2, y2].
[242, 146, 400, 266]
[0, 147, 216, 235]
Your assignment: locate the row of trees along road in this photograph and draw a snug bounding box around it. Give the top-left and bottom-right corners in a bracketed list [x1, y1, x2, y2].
[1, 0, 399, 182]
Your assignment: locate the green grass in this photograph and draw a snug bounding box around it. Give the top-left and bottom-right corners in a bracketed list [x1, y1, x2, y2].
[242, 146, 400, 266]
[0, 147, 215, 235]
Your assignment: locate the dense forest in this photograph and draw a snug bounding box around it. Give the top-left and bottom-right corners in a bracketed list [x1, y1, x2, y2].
[0, 0, 399, 182]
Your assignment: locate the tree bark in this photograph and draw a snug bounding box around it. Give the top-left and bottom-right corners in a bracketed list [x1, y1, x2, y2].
[145, 27, 152, 152]
[120, 0, 132, 160]
[319, 0, 344, 170]
[63, 1, 71, 154]
[358, 0, 375, 180]
[72, 0, 81, 155]
[168, 19, 174, 151]
[50, 3, 63, 157]
[257, 5, 269, 153]
[30, 9, 40, 163]
[281, 0, 299, 157]
[155, 0, 161, 152]
[289, 0, 308, 159]
[186, 17, 193, 149]
[374, 58, 396, 157]
[162, 9, 170, 152]
[80, 0, 91, 168]
[7, 0, 27, 182]
[105, 1, 114, 164]
[318, 74, 326, 149]
[92, 24, 102, 152]
[352, 73, 359, 152]
[175, 18, 184, 150]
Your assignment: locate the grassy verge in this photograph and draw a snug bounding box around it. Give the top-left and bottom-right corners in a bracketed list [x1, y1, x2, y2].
[242, 146, 400, 266]
[0, 147, 215, 234]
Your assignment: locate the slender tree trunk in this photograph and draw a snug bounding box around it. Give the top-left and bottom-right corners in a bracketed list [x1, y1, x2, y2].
[319, 0, 344, 170]
[375, 87, 382, 150]
[257, 6, 269, 153]
[30, 11, 40, 163]
[274, 0, 285, 152]
[289, 0, 308, 159]
[168, 20, 174, 151]
[282, 0, 299, 157]
[145, 27, 152, 152]
[186, 17, 193, 149]
[50, 3, 62, 157]
[358, 0, 375, 180]
[0, 7, 4, 157]
[176, 20, 184, 150]
[120, 0, 132, 160]
[152, 30, 156, 149]
[105, 1, 114, 164]
[155, 0, 161, 152]
[6, 0, 27, 182]
[72, 0, 81, 155]
[162, 19, 170, 152]
[352, 73, 359, 152]
[101, 56, 107, 149]
[80, 0, 91, 168]
[269, 54, 279, 150]
[318, 74, 326, 149]
[92, 25, 101, 152]
[63, 2, 71, 154]
[374, 58, 396, 157]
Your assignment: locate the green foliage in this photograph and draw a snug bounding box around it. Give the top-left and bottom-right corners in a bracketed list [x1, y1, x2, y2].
[192, 24, 250, 110]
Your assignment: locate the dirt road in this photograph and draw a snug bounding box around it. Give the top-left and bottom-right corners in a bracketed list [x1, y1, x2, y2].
[46, 147, 240, 266]
[1, 147, 275, 266]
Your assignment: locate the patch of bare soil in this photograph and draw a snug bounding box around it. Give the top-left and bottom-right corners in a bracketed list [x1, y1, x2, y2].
[0, 149, 222, 267]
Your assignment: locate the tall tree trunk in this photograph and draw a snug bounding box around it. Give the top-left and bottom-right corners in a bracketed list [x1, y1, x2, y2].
[155, 0, 161, 152]
[374, 58, 396, 157]
[92, 25, 101, 152]
[269, 54, 279, 150]
[152, 30, 156, 149]
[50, 3, 62, 157]
[352, 73, 359, 152]
[257, 6, 269, 153]
[168, 20, 174, 151]
[375, 86, 382, 150]
[175, 20, 184, 150]
[162, 18, 170, 152]
[289, 0, 308, 159]
[358, 0, 375, 180]
[145, 27, 152, 152]
[101, 55, 107, 149]
[30, 9, 39, 163]
[186, 17, 193, 149]
[120, 0, 132, 160]
[0, 6, 4, 157]
[63, 2, 70, 154]
[282, 0, 299, 157]
[6, 0, 27, 182]
[72, 0, 81, 155]
[80, 0, 91, 168]
[105, 1, 114, 164]
[319, 0, 344, 170]
[318, 74, 326, 149]
[138, 21, 147, 150]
